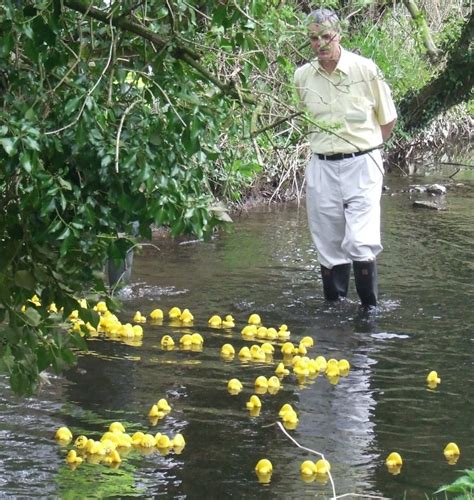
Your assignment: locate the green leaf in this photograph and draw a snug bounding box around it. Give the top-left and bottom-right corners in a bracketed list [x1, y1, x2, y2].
[20, 151, 33, 173]
[64, 97, 82, 116]
[24, 308, 42, 327]
[0, 32, 14, 58]
[0, 137, 17, 156]
[14, 270, 36, 289]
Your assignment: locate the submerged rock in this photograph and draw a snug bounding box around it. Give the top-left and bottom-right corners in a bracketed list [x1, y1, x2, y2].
[412, 200, 447, 210]
[427, 183, 447, 195]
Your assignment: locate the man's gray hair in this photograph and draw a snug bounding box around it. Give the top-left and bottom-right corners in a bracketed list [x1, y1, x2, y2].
[307, 8, 340, 29]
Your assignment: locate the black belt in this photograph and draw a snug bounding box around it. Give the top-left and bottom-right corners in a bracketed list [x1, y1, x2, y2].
[316, 148, 377, 161]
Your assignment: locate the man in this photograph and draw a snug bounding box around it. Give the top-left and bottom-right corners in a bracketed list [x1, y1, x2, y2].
[294, 8, 397, 308]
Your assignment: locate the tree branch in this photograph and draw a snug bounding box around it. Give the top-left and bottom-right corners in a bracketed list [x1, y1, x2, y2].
[62, 0, 256, 105]
[402, 0, 441, 61]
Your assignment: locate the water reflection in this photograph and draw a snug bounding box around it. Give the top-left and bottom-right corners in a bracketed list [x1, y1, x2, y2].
[0, 175, 473, 498]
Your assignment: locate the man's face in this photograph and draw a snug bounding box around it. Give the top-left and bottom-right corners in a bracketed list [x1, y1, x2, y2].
[308, 23, 341, 62]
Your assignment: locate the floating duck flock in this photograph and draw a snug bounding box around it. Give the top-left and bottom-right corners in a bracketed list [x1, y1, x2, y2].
[42, 297, 462, 489]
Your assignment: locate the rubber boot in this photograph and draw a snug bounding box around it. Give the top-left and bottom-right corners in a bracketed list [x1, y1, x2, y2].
[320, 264, 351, 301]
[353, 260, 378, 308]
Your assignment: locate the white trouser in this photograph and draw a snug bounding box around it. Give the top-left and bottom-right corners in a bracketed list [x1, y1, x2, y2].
[305, 150, 384, 269]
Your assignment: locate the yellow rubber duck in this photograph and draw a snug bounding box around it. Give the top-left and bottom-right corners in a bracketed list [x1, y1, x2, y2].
[119, 323, 135, 338]
[275, 362, 290, 377]
[282, 409, 299, 425]
[101, 432, 120, 445]
[140, 434, 156, 448]
[227, 378, 243, 394]
[95, 301, 108, 314]
[68, 309, 79, 321]
[255, 375, 268, 389]
[172, 433, 186, 449]
[267, 376, 281, 390]
[443, 442, 460, 463]
[168, 306, 181, 319]
[256, 327, 268, 339]
[222, 315, 235, 328]
[148, 404, 165, 418]
[296, 343, 306, 355]
[250, 345, 266, 361]
[161, 335, 175, 348]
[315, 459, 331, 474]
[307, 359, 319, 376]
[248, 313, 262, 325]
[100, 439, 117, 454]
[293, 358, 310, 377]
[149, 308, 164, 320]
[291, 355, 302, 366]
[74, 435, 88, 450]
[241, 325, 257, 338]
[157, 398, 171, 412]
[326, 358, 339, 369]
[66, 449, 83, 464]
[47, 302, 58, 314]
[86, 439, 106, 455]
[55, 427, 73, 442]
[338, 359, 350, 375]
[107, 449, 122, 463]
[155, 433, 171, 448]
[326, 364, 340, 378]
[266, 327, 278, 340]
[300, 336, 314, 348]
[281, 342, 296, 356]
[385, 451, 403, 468]
[300, 460, 317, 476]
[180, 308, 194, 324]
[279, 403, 294, 417]
[255, 458, 272, 483]
[314, 355, 327, 372]
[277, 324, 291, 340]
[261, 342, 274, 354]
[191, 333, 204, 346]
[255, 458, 272, 474]
[238, 346, 251, 359]
[133, 311, 146, 323]
[132, 325, 144, 338]
[109, 422, 125, 433]
[426, 370, 441, 384]
[179, 333, 193, 347]
[131, 432, 145, 446]
[246, 395, 262, 409]
[221, 344, 235, 357]
[115, 433, 132, 448]
[29, 294, 41, 307]
[208, 314, 222, 327]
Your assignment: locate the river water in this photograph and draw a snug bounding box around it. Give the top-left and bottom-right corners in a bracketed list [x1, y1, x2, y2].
[0, 171, 473, 499]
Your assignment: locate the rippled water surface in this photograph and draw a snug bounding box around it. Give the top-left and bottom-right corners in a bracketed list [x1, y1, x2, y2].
[1, 173, 473, 499]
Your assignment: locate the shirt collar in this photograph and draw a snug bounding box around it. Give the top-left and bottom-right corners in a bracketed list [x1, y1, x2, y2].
[311, 47, 350, 76]
[335, 47, 350, 75]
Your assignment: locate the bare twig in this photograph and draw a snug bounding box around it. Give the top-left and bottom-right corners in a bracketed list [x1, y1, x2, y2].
[45, 15, 116, 135]
[115, 99, 142, 173]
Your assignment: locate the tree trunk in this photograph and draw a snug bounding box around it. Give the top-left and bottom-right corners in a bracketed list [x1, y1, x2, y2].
[399, 12, 473, 132]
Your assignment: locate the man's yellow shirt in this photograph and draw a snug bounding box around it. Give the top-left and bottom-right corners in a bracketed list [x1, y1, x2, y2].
[294, 48, 397, 155]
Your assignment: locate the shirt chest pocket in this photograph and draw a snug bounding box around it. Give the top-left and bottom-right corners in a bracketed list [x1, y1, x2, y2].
[338, 95, 372, 123]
